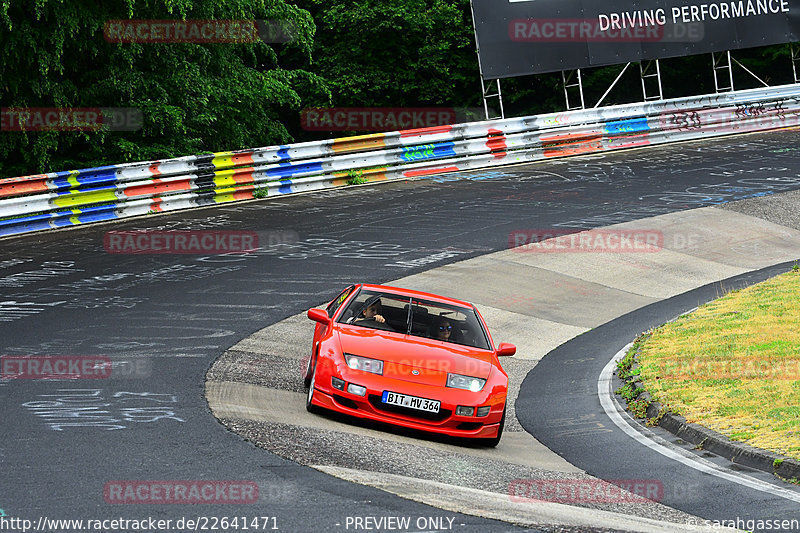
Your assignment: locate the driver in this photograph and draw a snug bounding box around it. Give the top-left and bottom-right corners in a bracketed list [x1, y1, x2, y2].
[355, 299, 386, 324]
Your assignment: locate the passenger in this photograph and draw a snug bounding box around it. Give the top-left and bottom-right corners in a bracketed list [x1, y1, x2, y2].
[431, 317, 453, 341]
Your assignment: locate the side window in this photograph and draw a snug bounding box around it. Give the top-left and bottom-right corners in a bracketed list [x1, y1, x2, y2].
[326, 285, 355, 317]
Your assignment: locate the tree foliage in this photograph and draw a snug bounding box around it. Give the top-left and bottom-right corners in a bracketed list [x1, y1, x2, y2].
[295, 0, 477, 108]
[0, 0, 329, 177]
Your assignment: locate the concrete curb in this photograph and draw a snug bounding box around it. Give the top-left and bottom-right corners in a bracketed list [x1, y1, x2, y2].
[652, 404, 800, 481]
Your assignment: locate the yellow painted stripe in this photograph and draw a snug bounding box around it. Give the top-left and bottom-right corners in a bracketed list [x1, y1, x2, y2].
[67, 170, 81, 188]
[53, 190, 117, 208]
[331, 133, 387, 154]
[214, 192, 243, 204]
[213, 175, 237, 188]
[212, 152, 236, 169]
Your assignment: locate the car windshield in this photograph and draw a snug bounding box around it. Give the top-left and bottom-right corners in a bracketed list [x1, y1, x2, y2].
[336, 289, 491, 350]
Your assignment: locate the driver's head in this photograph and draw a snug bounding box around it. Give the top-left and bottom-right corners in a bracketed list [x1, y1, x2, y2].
[362, 300, 381, 318]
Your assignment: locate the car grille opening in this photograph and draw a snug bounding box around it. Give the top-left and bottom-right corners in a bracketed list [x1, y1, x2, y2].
[456, 422, 482, 431]
[333, 395, 359, 410]
[368, 394, 451, 421]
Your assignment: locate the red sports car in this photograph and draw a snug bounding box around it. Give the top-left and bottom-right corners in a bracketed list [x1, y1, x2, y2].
[303, 284, 515, 446]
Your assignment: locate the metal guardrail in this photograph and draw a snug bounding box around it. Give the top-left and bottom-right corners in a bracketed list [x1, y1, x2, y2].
[1, 84, 799, 237]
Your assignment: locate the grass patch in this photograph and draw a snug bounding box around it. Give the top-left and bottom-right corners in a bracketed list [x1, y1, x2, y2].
[635, 269, 800, 460]
[346, 169, 369, 185]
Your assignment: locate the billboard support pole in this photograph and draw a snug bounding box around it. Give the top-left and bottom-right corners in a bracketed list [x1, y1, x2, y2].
[593, 63, 632, 108]
[793, 43, 800, 83]
[562, 70, 585, 110]
[713, 51, 735, 92]
[480, 77, 505, 120]
[730, 56, 770, 87]
[640, 60, 664, 101]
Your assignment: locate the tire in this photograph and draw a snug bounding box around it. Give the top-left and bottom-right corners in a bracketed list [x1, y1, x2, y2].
[482, 405, 506, 447]
[303, 355, 313, 389]
[305, 360, 320, 414]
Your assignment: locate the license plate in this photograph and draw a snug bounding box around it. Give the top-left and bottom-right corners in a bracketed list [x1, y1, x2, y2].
[381, 391, 440, 413]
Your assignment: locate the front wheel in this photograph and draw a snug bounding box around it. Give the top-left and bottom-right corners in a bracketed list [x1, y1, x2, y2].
[303, 354, 313, 389]
[481, 406, 506, 447]
[306, 360, 320, 414]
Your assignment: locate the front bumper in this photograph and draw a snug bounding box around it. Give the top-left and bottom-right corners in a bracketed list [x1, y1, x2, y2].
[310, 364, 506, 439]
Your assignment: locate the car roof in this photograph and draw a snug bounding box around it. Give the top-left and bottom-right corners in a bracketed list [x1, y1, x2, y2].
[359, 284, 475, 310]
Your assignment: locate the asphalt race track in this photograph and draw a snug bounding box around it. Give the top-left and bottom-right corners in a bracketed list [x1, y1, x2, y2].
[2, 129, 800, 532]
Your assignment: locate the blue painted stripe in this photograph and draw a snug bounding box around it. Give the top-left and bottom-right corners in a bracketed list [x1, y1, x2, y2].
[400, 142, 456, 162]
[604, 118, 650, 135]
[0, 212, 52, 227]
[73, 210, 118, 224]
[266, 161, 324, 179]
[50, 169, 119, 190]
[52, 183, 118, 196]
[0, 219, 53, 236]
[276, 146, 293, 162]
[278, 180, 293, 194]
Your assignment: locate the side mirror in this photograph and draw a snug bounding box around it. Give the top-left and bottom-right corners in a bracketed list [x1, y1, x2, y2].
[307, 308, 331, 325]
[496, 342, 516, 357]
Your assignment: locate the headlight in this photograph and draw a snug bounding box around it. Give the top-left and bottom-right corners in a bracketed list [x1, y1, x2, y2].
[447, 373, 486, 392]
[344, 354, 384, 375]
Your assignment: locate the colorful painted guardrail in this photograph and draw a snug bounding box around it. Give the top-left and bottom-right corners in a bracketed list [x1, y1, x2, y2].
[1, 84, 799, 237]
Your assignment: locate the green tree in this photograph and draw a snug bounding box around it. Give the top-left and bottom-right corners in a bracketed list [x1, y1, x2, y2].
[0, 0, 329, 178]
[292, 0, 481, 136]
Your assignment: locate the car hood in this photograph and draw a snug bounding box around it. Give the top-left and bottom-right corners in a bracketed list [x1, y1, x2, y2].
[336, 325, 493, 379]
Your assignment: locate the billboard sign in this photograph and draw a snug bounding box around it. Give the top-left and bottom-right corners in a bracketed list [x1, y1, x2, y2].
[471, 0, 800, 78]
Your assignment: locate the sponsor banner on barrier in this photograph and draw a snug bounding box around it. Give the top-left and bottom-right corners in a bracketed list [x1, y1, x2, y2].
[509, 478, 664, 504]
[509, 229, 664, 253]
[0, 107, 142, 132]
[1, 356, 112, 380]
[104, 481, 259, 504]
[104, 230, 259, 254]
[103, 19, 298, 44]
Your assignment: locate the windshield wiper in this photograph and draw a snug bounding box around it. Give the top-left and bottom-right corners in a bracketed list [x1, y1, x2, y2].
[406, 297, 413, 335]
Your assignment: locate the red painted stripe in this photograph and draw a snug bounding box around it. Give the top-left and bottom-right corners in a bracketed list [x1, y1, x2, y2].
[0, 179, 49, 198]
[404, 166, 460, 177]
[540, 132, 603, 144]
[543, 141, 603, 157]
[486, 128, 507, 155]
[231, 152, 254, 166]
[121, 179, 193, 197]
[400, 125, 453, 138]
[229, 168, 255, 183]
